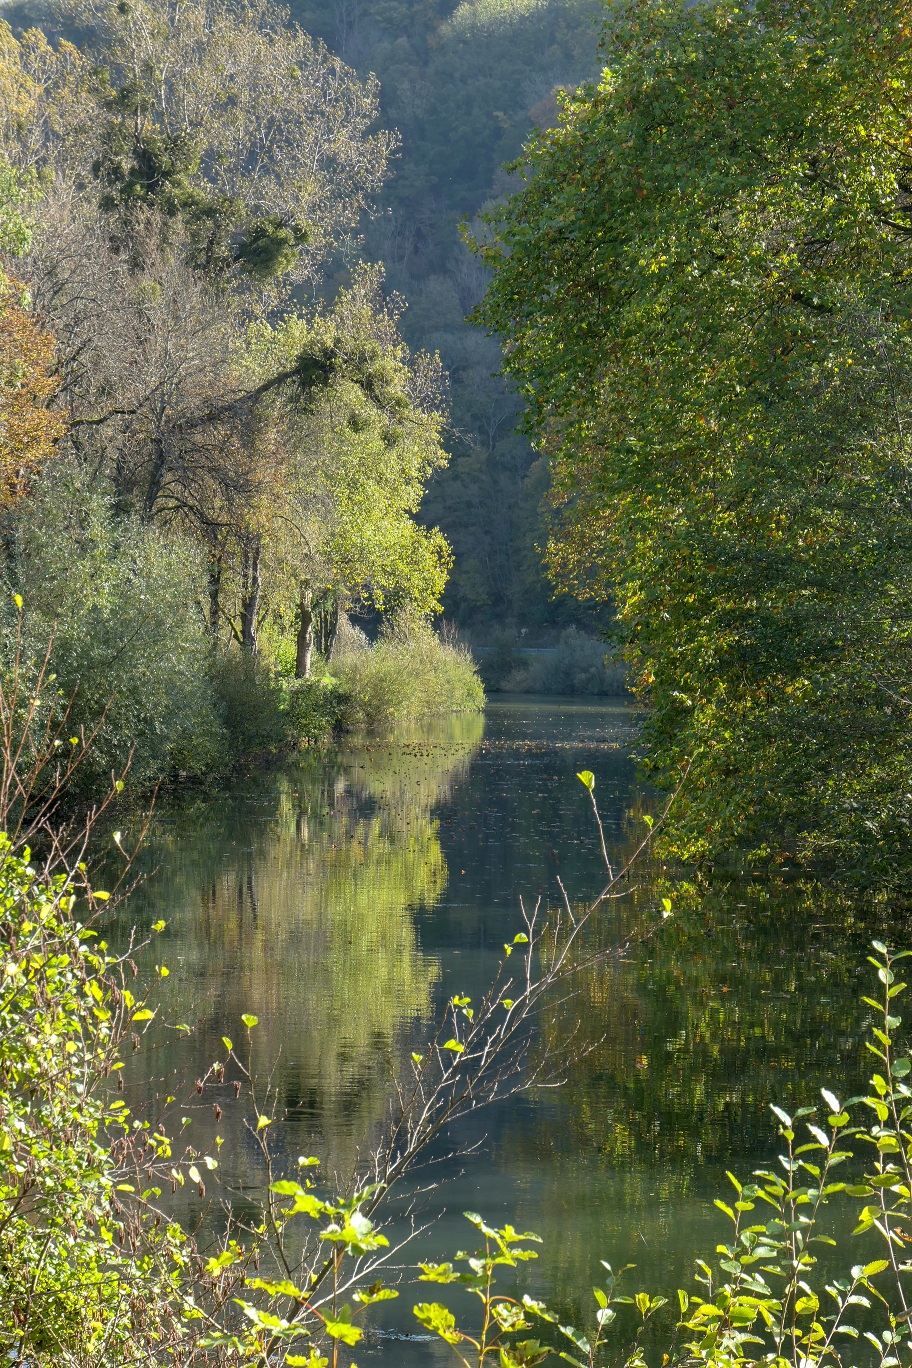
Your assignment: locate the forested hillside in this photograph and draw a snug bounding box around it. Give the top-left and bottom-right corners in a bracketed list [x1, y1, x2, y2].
[258, 0, 609, 628]
[6, 0, 612, 631]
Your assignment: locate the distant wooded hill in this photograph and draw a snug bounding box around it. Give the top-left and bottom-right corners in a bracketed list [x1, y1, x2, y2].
[285, 0, 612, 634]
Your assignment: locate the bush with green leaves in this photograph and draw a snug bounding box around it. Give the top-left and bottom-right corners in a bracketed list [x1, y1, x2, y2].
[8, 466, 225, 792]
[332, 616, 484, 729]
[283, 675, 346, 742]
[209, 648, 289, 759]
[0, 837, 208, 1364]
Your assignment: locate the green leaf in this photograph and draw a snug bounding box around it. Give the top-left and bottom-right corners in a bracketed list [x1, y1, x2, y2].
[576, 770, 595, 791]
[353, 1283, 398, 1305]
[414, 1302, 463, 1344]
[558, 1323, 591, 1352]
[418, 1262, 460, 1283]
[242, 1013, 259, 1028]
[322, 1310, 361, 1346]
[246, 1277, 304, 1297]
[443, 1039, 464, 1053]
[501, 1340, 551, 1366]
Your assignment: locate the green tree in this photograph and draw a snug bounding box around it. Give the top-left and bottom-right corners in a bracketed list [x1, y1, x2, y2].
[477, 0, 912, 875]
[10, 462, 225, 790]
[244, 269, 452, 673]
[22, 0, 396, 288]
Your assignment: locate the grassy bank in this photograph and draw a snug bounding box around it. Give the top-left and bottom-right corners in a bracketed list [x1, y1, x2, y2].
[6, 564, 483, 800]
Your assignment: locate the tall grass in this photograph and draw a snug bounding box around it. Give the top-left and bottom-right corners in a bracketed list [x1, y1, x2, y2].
[331, 617, 484, 729]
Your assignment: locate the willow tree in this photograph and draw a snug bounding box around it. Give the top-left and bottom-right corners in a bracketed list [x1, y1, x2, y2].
[478, 0, 912, 876]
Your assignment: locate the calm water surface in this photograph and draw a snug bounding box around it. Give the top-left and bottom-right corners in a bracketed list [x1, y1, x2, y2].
[116, 697, 909, 1360]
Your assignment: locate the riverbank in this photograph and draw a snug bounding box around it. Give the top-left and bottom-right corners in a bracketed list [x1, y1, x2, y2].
[7, 602, 484, 803]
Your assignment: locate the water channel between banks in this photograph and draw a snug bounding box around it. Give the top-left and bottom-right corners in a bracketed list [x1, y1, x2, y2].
[116, 696, 910, 1362]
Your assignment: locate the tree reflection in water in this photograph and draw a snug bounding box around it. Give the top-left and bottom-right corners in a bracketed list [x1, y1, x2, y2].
[114, 713, 484, 1194]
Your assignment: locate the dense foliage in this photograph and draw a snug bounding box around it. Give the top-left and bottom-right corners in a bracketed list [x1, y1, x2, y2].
[0, 271, 63, 504]
[332, 614, 485, 726]
[478, 0, 912, 874]
[0, 0, 490, 791]
[3, 0, 615, 635]
[0, 842, 200, 1362]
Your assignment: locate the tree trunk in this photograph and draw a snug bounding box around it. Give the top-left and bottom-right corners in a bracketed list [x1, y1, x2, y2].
[143, 434, 167, 519]
[208, 552, 223, 638]
[315, 596, 340, 660]
[324, 600, 340, 662]
[240, 542, 261, 654]
[295, 586, 313, 678]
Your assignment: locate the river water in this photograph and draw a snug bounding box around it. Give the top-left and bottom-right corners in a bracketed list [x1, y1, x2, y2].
[115, 697, 909, 1361]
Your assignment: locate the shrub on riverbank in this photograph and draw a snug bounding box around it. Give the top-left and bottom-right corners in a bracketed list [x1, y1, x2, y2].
[210, 650, 288, 759]
[1, 471, 482, 794]
[0, 843, 197, 1363]
[329, 616, 484, 730]
[284, 673, 347, 741]
[8, 471, 225, 792]
[503, 628, 628, 696]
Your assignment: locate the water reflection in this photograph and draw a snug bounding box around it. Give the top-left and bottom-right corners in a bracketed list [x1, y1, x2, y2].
[118, 713, 484, 1176]
[507, 875, 910, 1331]
[109, 699, 912, 1364]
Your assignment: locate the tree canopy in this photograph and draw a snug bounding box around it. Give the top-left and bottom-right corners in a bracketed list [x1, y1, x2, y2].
[478, 0, 912, 874]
